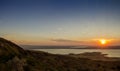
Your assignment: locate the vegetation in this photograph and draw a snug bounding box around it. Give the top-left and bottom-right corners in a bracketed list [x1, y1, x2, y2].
[0, 37, 120, 71]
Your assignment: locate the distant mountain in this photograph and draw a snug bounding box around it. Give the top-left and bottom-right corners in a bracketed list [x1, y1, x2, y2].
[21, 45, 120, 49]
[0, 37, 120, 71]
[21, 45, 75, 49]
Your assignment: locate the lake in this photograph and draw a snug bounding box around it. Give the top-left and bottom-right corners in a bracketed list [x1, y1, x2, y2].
[31, 49, 120, 57]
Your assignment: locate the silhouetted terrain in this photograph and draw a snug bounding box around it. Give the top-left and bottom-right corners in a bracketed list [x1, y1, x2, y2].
[0, 37, 120, 71]
[21, 45, 120, 49]
[69, 52, 120, 61]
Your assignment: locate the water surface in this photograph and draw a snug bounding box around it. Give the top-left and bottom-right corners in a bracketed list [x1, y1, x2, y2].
[32, 49, 120, 57]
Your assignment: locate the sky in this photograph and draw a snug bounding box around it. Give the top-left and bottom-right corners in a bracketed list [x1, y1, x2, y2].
[0, 0, 120, 46]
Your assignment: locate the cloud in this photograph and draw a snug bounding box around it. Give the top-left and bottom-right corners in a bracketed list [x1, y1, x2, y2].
[51, 39, 84, 43]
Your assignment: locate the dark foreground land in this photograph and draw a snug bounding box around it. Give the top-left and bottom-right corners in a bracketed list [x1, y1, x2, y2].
[0, 38, 120, 71]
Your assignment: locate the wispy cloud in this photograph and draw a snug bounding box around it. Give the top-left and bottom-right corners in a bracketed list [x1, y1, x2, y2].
[51, 39, 84, 43]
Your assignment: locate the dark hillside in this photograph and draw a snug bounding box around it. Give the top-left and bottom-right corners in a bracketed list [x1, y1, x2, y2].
[0, 37, 120, 71]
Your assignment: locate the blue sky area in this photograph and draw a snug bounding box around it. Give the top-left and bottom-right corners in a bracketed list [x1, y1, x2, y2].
[0, 0, 120, 45]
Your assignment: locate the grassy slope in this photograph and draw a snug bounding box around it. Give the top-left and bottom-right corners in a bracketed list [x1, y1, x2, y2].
[0, 38, 120, 71]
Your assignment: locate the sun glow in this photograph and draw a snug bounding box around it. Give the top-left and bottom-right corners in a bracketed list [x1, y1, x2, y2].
[99, 39, 107, 45]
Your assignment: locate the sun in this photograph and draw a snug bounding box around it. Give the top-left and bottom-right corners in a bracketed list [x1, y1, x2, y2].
[99, 39, 107, 45]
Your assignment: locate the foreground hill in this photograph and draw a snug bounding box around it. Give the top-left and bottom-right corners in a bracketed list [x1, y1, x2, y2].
[0, 38, 120, 71]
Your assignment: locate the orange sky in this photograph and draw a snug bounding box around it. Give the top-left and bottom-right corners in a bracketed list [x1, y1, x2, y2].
[1, 0, 120, 46]
[3, 35, 120, 46]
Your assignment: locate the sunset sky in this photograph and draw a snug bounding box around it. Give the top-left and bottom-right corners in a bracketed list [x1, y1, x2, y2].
[0, 0, 120, 46]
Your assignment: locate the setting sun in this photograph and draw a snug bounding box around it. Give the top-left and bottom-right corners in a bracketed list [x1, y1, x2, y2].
[99, 39, 107, 45]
